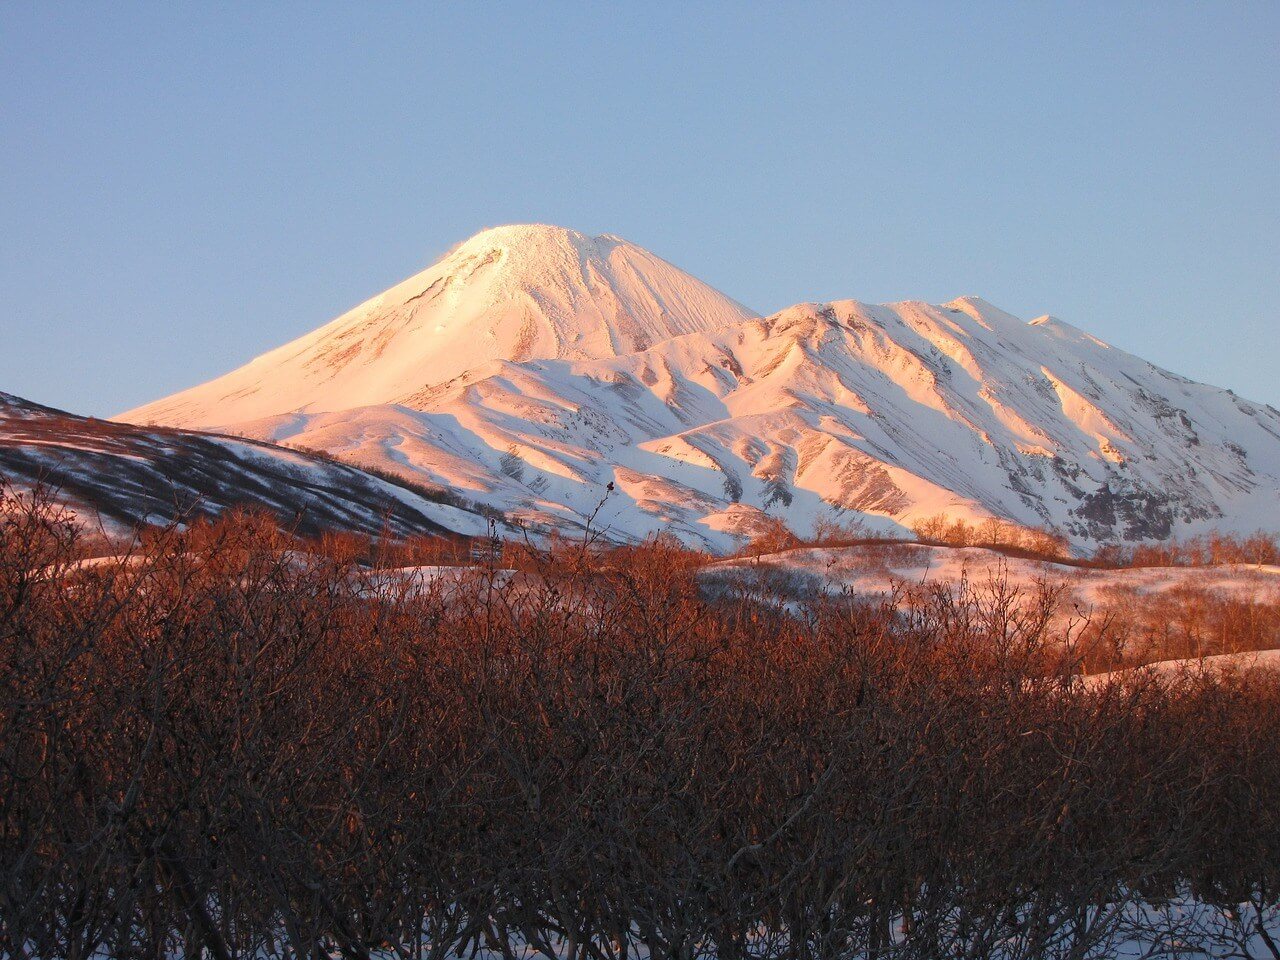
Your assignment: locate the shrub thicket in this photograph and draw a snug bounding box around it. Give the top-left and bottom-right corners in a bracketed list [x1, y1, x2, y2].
[2, 484, 1279, 959]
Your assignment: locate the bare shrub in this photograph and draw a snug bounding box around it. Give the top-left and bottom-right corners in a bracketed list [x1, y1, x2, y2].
[913, 513, 1072, 560]
[1095, 529, 1280, 568]
[1, 480, 1278, 959]
[737, 515, 803, 557]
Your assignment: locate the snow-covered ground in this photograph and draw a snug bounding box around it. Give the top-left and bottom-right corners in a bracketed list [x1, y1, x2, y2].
[1082, 648, 1280, 687]
[703, 542, 1280, 606]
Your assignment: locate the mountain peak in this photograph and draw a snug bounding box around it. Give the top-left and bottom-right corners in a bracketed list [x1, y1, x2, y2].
[456, 221, 585, 245]
[942, 296, 1026, 329]
[448, 222, 592, 260]
[120, 225, 758, 427]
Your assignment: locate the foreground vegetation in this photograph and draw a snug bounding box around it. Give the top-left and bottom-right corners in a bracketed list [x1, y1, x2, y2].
[2, 487, 1280, 959]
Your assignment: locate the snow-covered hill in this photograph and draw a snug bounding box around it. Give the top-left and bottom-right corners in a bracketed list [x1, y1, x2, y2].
[0, 391, 492, 539]
[119, 225, 1280, 552]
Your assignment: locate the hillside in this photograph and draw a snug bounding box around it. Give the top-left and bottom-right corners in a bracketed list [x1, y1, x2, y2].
[0, 391, 491, 539]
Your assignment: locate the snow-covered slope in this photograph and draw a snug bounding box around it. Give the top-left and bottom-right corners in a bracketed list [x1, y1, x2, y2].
[118, 226, 1280, 552]
[1083, 649, 1280, 686]
[702, 542, 1280, 607]
[0, 391, 492, 539]
[122, 224, 757, 427]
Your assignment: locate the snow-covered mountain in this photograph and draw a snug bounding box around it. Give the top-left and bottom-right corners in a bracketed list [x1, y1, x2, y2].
[118, 225, 1280, 552]
[0, 391, 492, 539]
[123, 224, 757, 427]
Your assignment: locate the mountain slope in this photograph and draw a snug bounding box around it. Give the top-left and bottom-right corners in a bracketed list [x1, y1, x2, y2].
[199, 297, 1280, 551]
[0, 391, 492, 539]
[122, 224, 758, 427]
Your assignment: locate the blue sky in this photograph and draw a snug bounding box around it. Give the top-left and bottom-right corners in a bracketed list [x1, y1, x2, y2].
[2, 2, 1277, 415]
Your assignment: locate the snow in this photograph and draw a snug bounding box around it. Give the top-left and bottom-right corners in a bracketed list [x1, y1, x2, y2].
[114, 225, 1280, 553]
[704, 543, 1280, 607]
[1082, 649, 1280, 688]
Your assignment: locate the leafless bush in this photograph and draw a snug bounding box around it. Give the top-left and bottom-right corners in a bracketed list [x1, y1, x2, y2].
[1094, 529, 1280, 568]
[810, 515, 870, 546]
[1075, 582, 1280, 673]
[912, 514, 1072, 560]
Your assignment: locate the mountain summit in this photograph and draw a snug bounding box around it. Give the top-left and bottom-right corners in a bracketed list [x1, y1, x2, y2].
[122, 224, 758, 427]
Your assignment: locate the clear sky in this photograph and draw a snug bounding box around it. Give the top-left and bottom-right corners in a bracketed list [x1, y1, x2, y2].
[2, 2, 1277, 416]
